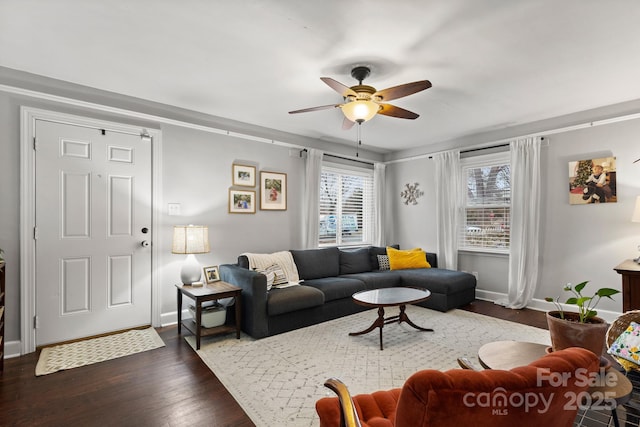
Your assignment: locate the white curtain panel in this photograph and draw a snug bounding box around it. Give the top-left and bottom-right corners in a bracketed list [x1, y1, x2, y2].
[434, 150, 461, 270]
[302, 148, 323, 249]
[498, 137, 542, 309]
[371, 162, 386, 246]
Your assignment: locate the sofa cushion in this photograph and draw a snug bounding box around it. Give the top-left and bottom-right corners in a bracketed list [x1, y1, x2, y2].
[303, 277, 367, 302]
[339, 247, 372, 275]
[369, 244, 399, 270]
[291, 247, 340, 280]
[398, 268, 476, 294]
[267, 285, 325, 316]
[387, 247, 431, 270]
[340, 270, 403, 290]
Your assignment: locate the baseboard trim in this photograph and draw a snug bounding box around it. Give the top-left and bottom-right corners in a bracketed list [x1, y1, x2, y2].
[474, 288, 621, 323]
[4, 340, 22, 359]
[160, 309, 193, 328]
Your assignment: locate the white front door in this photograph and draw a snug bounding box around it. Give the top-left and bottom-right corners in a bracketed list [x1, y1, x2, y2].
[34, 119, 152, 346]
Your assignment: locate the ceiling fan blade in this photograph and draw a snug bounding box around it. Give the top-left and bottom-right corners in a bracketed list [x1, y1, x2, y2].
[373, 80, 432, 102]
[342, 117, 355, 130]
[288, 104, 341, 114]
[321, 77, 357, 97]
[378, 103, 420, 119]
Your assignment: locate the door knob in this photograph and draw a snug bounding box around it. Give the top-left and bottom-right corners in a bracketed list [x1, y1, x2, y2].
[141, 240, 150, 247]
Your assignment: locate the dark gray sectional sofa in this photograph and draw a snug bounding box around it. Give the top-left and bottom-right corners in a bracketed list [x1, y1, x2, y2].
[219, 246, 476, 339]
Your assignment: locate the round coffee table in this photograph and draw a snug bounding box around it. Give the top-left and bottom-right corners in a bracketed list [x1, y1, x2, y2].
[349, 287, 432, 350]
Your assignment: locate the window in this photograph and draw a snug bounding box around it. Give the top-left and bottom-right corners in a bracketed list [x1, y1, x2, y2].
[319, 163, 374, 247]
[459, 152, 511, 253]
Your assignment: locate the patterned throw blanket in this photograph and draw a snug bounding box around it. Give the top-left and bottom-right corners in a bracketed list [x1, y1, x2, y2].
[242, 251, 300, 283]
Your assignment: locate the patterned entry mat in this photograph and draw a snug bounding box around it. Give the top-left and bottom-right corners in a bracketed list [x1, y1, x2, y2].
[35, 327, 165, 376]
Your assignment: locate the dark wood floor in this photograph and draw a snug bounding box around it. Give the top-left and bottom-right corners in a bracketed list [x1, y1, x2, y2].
[0, 300, 546, 427]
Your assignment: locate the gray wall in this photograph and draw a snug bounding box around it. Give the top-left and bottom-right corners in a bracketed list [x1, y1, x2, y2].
[385, 116, 640, 315]
[157, 125, 306, 318]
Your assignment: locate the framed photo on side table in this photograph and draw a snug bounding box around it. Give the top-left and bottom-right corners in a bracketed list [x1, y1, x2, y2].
[260, 171, 287, 211]
[229, 189, 256, 214]
[203, 265, 220, 283]
[232, 164, 256, 187]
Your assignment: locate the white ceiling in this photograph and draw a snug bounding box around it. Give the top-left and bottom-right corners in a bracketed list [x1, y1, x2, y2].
[2, 0, 640, 154]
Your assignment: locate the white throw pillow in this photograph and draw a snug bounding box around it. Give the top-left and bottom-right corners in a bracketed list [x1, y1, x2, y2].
[255, 267, 275, 291]
[256, 263, 288, 291]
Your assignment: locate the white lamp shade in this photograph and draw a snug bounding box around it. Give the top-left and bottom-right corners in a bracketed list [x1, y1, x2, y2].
[341, 100, 380, 123]
[172, 225, 210, 254]
[633, 196, 640, 223]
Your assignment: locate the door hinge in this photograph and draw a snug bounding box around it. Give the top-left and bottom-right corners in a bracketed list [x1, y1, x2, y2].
[34, 226, 39, 240]
[140, 129, 152, 142]
[34, 315, 40, 329]
[33, 137, 38, 150]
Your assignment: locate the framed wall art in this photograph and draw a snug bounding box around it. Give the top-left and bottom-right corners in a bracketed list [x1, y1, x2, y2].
[568, 156, 617, 205]
[260, 171, 287, 211]
[229, 189, 256, 214]
[232, 164, 256, 187]
[203, 265, 220, 283]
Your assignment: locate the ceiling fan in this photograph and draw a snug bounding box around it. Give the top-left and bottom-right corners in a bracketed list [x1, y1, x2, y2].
[289, 66, 432, 130]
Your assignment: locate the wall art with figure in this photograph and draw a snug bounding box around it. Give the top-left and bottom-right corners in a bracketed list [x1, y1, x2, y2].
[260, 171, 287, 211]
[568, 156, 617, 205]
[229, 189, 256, 214]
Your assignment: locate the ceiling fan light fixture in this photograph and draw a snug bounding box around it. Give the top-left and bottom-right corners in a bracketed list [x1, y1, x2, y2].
[341, 100, 379, 123]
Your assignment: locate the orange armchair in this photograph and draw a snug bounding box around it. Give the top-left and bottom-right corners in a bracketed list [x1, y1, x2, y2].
[317, 347, 600, 427]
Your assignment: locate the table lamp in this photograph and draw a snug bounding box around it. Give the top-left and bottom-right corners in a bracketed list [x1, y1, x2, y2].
[172, 225, 210, 284]
[633, 196, 640, 263]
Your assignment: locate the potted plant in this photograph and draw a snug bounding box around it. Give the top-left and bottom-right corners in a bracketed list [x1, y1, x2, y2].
[544, 281, 620, 356]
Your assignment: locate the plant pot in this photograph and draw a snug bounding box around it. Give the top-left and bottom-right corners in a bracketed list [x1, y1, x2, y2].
[546, 311, 609, 356]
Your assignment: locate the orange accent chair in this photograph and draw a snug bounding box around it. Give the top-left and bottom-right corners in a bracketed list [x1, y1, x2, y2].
[316, 347, 600, 427]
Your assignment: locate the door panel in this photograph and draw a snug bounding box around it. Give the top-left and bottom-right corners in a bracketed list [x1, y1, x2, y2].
[108, 175, 133, 236]
[35, 119, 152, 346]
[108, 255, 132, 306]
[61, 257, 90, 314]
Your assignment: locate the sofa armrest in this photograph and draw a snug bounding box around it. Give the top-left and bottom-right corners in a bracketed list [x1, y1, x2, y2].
[219, 264, 269, 338]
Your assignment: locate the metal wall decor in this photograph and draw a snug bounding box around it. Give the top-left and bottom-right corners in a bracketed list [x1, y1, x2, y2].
[401, 182, 424, 205]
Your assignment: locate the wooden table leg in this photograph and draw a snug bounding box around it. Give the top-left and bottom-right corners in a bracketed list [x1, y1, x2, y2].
[234, 292, 241, 339]
[398, 304, 434, 332]
[177, 287, 182, 334]
[195, 300, 202, 350]
[350, 307, 386, 350]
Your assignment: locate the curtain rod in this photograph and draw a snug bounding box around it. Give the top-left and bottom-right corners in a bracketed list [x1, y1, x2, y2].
[424, 137, 547, 159]
[324, 153, 374, 166]
[302, 149, 375, 166]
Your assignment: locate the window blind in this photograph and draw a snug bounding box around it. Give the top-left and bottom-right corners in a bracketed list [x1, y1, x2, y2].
[459, 152, 511, 253]
[319, 164, 374, 247]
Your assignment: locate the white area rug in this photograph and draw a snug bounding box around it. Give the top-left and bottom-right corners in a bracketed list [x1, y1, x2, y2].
[36, 327, 165, 376]
[187, 306, 551, 427]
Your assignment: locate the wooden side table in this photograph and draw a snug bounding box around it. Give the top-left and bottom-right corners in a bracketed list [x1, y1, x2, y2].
[176, 281, 242, 350]
[614, 260, 640, 312]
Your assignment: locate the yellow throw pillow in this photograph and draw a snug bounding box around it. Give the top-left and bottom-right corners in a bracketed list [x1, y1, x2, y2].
[386, 247, 431, 270]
